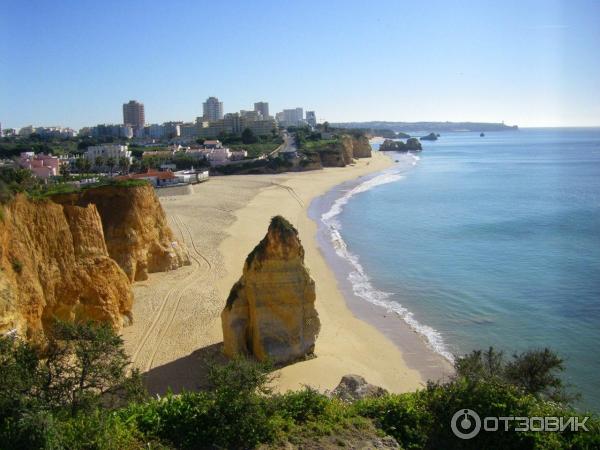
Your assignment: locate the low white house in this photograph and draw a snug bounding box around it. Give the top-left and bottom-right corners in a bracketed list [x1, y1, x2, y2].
[85, 144, 132, 167]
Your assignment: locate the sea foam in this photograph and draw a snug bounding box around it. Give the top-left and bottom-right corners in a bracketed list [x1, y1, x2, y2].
[321, 153, 454, 362]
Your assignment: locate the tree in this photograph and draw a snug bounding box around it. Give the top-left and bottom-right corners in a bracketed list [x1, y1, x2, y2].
[504, 348, 571, 402]
[82, 158, 92, 173]
[454, 346, 573, 403]
[118, 157, 130, 175]
[130, 159, 141, 173]
[74, 157, 86, 173]
[59, 163, 71, 181]
[0, 321, 145, 419]
[94, 156, 104, 172]
[454, 347, 504, 383]
[241, 128, 258, 144]
[106, 157, 116, 177]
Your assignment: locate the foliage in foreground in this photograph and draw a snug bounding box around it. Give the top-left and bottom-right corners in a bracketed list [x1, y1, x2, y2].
[1, 326, 598, 449]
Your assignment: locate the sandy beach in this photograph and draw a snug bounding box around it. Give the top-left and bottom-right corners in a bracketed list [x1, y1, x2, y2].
[122, 152, 449, 395]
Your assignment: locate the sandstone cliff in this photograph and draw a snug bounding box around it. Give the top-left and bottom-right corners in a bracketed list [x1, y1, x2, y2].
[315, 135, 372, 167]
[351, 135, 373, 158]
[0, 195, 133, 340]
[52, 184, 189, 281]
[0, 183, 189, 340]
[340, 136, 356, 165]
[221, 216, 320, 364]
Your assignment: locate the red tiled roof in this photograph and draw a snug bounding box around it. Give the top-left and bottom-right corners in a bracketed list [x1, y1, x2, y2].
[117, 170, 176, 181]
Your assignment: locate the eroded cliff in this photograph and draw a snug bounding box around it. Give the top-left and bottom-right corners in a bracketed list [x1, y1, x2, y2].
[351, 135, 373, 158]
[0, 183, 189, 340]
[316, 134, 372, 167]
[221, 216, 320, 364]
[52, 184, 189, 281]
[0, 195, 133, 340]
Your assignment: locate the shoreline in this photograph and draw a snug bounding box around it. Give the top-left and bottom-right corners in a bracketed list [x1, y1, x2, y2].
[308, 159, 453, 383]
[124, 152, 448, 395]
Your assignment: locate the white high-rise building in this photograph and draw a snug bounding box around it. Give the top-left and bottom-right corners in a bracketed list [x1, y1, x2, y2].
[203, 96, 224, 122]
[278, 108, 304, 127]
[306, 111, 317, 127]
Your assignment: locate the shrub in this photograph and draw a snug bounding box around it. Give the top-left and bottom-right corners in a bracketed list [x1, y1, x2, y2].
[354, 392, 431, 449]
[455, 347, 575, 403]
[274, 387, 329, 423]
[10, 259, 22, 274]
[124, 358, 277, 449]
[55, 410, 143, 450]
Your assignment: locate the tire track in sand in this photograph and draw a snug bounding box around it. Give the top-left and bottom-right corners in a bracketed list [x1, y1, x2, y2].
[143, 214, 212, 371]
[131, 215, 201, 368]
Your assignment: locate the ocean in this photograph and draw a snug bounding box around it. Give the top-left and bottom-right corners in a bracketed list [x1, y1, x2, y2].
[312, 128, 600, 411]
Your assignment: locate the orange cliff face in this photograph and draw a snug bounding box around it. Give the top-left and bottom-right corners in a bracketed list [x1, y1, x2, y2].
[51, 184, 190, 282]
[0, 195, 132, 340]
[0, 184, 190, 340]
[221, 216, 320, 365]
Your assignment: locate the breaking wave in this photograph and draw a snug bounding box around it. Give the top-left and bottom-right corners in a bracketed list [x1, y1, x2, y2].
[320, 153, 454, 362]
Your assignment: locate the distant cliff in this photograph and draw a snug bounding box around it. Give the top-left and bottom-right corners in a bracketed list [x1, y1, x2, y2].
[379, 138, 422, 152]
[222, 216, 320, 364]
[306, 134, 372, 168]
[332, 121, 518, 132]
[213, 134, 373, 175]
[0, 183, 189, 340]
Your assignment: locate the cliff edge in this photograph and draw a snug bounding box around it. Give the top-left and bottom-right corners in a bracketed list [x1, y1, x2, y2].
[52, 183, 189, 281]
[0, 195, 132, 340]
[0, 183, 189, 340]
[221, 216, 320, 364]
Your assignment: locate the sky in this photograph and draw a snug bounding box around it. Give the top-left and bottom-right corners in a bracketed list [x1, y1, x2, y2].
[1, 0, 599, 130]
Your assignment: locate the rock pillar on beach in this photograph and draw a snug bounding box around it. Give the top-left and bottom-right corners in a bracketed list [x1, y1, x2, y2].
[221, 216, 320, 364]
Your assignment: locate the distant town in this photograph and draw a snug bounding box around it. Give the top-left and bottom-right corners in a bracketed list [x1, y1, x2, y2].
[0, 99, 518, 194]
[0, 97, 324, 189]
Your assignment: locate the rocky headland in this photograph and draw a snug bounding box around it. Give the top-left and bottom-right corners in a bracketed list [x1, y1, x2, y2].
[419, 132, 439, 141]
[379, 138, 423, 152]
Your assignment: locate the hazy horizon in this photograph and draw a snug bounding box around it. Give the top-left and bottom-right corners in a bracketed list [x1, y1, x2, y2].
[1, 0, 599, 130]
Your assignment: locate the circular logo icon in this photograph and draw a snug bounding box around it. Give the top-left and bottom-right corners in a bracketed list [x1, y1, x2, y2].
[451, 409, 481, 439]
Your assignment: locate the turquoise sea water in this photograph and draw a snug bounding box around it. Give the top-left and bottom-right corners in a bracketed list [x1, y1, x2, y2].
[321, 128, 600, 410]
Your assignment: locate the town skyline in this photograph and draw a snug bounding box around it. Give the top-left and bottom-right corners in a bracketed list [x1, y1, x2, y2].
[0, 96, 319, 133]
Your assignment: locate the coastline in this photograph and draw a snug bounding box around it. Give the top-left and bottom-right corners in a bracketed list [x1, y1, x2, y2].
[123, 152, 447, 395]
[309, 159, 453, 383]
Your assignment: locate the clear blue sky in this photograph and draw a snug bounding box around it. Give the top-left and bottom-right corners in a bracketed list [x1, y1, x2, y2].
[1, 0, 599, 129]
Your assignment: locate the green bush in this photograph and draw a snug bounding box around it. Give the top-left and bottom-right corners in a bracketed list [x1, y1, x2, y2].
[2, 334, 599, 449]
[124, 358, 277, 449]
[55, 410, 143, 450]
[354, 392, 431, 449]
[10, 259, 22, 274]
[354, 378, 599, 450]
[273, 387, 330, 422]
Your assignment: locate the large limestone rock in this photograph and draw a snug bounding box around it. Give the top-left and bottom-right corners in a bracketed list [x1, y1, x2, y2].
[0, 195, 133, 340]
[221, 216, 320, 364]
[52, 183, 189, 281]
